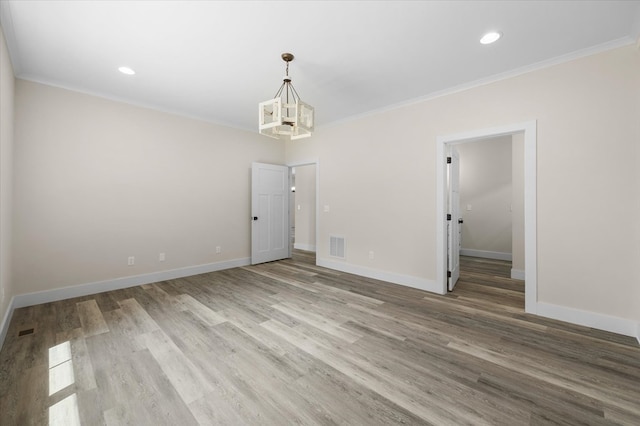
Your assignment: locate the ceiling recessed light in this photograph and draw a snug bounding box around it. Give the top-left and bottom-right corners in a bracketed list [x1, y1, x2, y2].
[480, 31, 502, 45]
[118, 66, 135, 75]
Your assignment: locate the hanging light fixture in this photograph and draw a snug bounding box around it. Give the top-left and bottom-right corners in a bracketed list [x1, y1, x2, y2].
[259, 53, 314, 140]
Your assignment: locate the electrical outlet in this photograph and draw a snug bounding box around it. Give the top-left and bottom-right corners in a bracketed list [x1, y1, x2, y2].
[369, 251, 374, 260]
[216, 246, 221, 254]
[159, 253, 165, 262]
[127, 256, 135, 266]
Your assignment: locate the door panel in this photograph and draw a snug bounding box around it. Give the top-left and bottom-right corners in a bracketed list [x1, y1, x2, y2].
[448, 147, 461, 291]
[251, 162, 289, 264]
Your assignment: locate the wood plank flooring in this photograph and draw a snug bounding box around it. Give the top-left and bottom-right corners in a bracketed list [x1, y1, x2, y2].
[1, 251, 639, 425]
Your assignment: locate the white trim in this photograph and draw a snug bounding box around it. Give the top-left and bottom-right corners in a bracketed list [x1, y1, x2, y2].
[437, 120, 537, 313]
[510, 269, 525, 280]
[12, 29, 633, 135]
[631, 5, 640, 43]
[1, 257, 249, 349]
[318, 258, 440, 294]
[325, 38, 634, 130]
[294, 243, 316, 252]
[11, 258, 250, 310]
[460, 248, 511, 261]
[0, 1, 22, 75]
[0, 296, 16, 351]
[537, 302, 639, 339]
[14, 76, 258, 135]
[636, 322, 640, 345]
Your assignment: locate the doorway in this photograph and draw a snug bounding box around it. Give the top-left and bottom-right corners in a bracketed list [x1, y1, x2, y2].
[289, 162, 318, 263]
[436, 121, 537, 314]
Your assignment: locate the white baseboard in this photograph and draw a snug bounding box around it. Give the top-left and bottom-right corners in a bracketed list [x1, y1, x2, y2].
[0, 296, 16, 351]
[536, 301, 639, 339]
[460, 248, 512, 261]
[317, 258, 442, 294]
[4, 257, 637, 348]
[11, 257, 251, 310]
[1, 257, 249, 350]
[510, 268, 525, 280]
[294, 243, 316, 252]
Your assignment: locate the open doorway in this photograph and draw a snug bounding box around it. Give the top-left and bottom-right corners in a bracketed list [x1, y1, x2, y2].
[452, 135, 525, 307]
[458, 135, 523, 271]
[436, 121, 537, 314]
[289, 163, 318, 264]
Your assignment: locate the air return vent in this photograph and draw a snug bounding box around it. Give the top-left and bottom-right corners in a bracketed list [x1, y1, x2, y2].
[18, 328, 34, 337]
[329, 236, 345, 259]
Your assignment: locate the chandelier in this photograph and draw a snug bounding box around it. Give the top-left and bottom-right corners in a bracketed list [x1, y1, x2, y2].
[259, 53, 314, 140]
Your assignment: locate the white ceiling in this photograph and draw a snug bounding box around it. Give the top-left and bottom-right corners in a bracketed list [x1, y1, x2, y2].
[2, 1, 639, 132]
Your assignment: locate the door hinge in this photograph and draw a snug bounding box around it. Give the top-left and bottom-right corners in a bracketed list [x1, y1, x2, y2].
[447, 157, 452, 164]
[447, 270, 452, 278]
[447, 214, 451, 221]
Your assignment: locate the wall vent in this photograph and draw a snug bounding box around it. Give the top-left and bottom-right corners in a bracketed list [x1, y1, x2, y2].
[329, 236, 345, 259]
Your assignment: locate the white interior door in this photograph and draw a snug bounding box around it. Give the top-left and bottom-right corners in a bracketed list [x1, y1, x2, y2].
[448, 147, 461, 291]
[251, 162, 290, 265]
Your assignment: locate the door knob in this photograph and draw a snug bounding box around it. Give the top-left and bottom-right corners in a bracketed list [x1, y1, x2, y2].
[253, 216, 258, 221]
[458, 218, 464, 224]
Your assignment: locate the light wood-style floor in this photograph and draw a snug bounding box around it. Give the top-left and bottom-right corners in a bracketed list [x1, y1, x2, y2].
[1, 251, 639, 425]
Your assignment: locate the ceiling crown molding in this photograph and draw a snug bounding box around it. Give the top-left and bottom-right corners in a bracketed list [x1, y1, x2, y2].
[632, 3, 640, 48]
[0, 1, 21, 75]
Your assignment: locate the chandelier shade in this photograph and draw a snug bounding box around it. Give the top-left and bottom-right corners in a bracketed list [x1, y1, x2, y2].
[259, 53, 314, 140]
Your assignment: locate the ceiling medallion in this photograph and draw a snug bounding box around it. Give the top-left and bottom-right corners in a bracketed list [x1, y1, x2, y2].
[259, 53, 314, 140]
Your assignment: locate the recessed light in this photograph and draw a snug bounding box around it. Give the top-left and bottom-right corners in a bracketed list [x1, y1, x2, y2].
[480, 31, 502, 45]
[118, 66, 136, 75]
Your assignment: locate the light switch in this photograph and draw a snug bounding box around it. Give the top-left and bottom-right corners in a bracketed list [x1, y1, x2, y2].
[297, 204, 301, 211]
[466, 204, 472, 211]
[324, 205, 330, 212]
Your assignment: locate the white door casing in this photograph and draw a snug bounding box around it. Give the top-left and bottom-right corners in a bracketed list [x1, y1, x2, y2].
[436, 120, 537, 314]
[251, 162, 290, 265]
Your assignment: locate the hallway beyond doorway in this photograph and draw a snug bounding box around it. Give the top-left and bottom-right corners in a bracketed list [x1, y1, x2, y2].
[453, 255, 525, 311]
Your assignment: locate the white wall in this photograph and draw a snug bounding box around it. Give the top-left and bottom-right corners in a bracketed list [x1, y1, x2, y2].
[457, 136, 512, 258]
[286, 44, 640, 330]
[293, 164, 316, 252]
[13, 80, 284, 295]
[4, 41, 640, 340]
[0, 25, 15, 344]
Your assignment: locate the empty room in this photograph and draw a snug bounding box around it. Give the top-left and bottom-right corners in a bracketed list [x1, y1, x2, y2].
[1, 1, 639, 424]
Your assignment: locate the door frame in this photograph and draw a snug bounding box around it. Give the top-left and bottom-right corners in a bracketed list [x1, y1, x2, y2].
[447, 145, 461, 291]
[436, 121, 537, 314]
[287, 160, 319, 263]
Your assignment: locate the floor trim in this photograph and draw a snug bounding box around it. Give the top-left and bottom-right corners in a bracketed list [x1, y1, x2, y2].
[12, 257, 251, 310]
[4, 257, 637, 349]
[0, 296, 16, 351]
[317, 258, 441, 294]
[294, 243, 316, 252]
[1, 258, 251, 349]
[536, 301, 638, 340]
[460, 248, 512, 261]
[510, 268, 525, 280]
